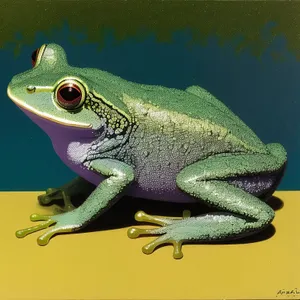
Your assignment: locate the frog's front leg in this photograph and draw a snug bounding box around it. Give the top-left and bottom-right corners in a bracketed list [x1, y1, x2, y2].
[16, 159, 134, 245]
[128, 143, 286, 259]
[38, 177, 95, 212]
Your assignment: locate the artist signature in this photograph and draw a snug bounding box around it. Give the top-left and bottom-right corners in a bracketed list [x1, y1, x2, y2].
[277, 288, 300, 297]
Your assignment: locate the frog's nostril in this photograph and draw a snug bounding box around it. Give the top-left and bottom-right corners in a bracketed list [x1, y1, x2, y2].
[27, 86, 36, 93]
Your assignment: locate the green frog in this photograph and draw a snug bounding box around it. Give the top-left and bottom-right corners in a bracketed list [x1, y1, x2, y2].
[7, 43, 287, 259]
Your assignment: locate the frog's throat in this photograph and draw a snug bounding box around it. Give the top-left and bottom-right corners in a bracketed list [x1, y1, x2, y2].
[7, 87, 92, 129]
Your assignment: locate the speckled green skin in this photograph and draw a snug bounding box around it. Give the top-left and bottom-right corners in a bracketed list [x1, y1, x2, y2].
[7, 44, 287, 258]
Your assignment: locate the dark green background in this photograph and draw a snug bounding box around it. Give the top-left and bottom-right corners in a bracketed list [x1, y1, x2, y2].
[1, 1, 299, 191]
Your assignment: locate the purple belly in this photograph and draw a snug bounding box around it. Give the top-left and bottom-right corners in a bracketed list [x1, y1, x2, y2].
[20, 108, 105, 184]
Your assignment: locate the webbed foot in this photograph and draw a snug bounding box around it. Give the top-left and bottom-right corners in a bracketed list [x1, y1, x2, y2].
[127, 210, 191, 259]
[38, 188, 76, 212]
[16, 211, 81, 245]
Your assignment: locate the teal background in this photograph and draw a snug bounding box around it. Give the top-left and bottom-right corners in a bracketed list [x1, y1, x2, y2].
[1, 8, 299, 191]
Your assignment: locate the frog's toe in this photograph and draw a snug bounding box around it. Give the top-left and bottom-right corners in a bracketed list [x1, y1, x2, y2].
[132, 210, 191, 226]
[36, 224, 75, 246]
[38, 188, 62, 205]
[15, 213, 79, 245]
[127, 226, 164, 238]
[142, 235, 184, 259]
[55, 192, 76, 212]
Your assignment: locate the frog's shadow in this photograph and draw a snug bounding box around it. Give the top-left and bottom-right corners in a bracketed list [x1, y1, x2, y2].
[68, 194, 283, 245]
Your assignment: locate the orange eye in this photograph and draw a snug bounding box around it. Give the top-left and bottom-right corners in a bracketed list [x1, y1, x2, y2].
[31, 48, 40, 67]
[56, 83, 83, 110]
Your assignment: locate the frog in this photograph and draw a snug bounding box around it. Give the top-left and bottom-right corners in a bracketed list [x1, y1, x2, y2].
[7, 43, 287, 259]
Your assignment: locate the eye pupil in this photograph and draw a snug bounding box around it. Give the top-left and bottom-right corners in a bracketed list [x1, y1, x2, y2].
[56, 83, 83, 109]
[59, 86, 81, 101]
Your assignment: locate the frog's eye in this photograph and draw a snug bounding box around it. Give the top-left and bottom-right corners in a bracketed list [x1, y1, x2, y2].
[56, 82, 84, 110]
[31, 48, 40, 67]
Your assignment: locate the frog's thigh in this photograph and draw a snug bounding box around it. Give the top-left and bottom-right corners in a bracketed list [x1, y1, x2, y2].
[176, 153, 278, 234]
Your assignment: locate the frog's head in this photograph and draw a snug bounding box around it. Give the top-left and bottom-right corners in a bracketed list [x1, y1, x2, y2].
[7, 43, 132, 137]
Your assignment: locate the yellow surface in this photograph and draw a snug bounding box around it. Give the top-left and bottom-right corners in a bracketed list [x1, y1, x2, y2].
[0, 191, 299, 300]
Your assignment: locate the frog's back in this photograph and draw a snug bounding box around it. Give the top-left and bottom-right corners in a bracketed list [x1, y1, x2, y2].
[130, 82, 266, 153]
[82, 68, 266, 153]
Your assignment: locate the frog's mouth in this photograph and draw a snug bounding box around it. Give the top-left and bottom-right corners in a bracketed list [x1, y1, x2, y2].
[7, 86, 92, 129]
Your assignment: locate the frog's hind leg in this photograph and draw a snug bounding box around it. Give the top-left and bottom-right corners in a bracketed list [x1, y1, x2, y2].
[128, 144, 286, 259]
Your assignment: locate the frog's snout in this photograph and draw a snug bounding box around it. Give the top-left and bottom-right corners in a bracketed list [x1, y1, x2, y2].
[7, 81, 16, 102]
